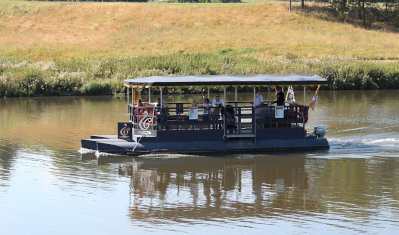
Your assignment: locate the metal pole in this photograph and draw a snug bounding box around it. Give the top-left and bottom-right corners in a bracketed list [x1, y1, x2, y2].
[208, 87, 210, 99]
[127, 85, 129, 111]
[223, 86, 226, 104]
[235, 86, 237, 102]
[235, 86, 238, 108]
[253, 86, 256, 107]
[148, 87, 151, 103]
[303, 86, 305, 130]
[160, 88, 163, 106]
[160, 87, 163, 131]
[289, 0, 291, 13]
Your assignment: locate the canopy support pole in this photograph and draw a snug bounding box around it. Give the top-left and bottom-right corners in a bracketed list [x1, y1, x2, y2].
[160, 88, 163, 131]
[303, 86, 305, 130]
[253, 86, 256, 107]
[235, 86, 238, 108]
[223, 86, 226, 104]
[127, 86, 129, 108]
[208, 87, 210, 99]
[148, 87, 151, 103]
[235, 87, 237, 101]
[132, 87, 135, 106]
[160, 88, 163, 106]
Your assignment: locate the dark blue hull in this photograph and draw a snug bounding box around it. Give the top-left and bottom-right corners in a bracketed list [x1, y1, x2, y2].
[81, 129, 329, 155]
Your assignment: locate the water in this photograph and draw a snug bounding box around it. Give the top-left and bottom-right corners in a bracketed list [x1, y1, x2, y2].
[1, 90, 399, 234]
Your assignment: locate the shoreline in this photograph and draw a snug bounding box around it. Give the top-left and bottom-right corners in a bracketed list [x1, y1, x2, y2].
[1, 54, 398, 98]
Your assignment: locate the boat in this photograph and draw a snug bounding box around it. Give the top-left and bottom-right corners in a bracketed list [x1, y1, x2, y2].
[81, 74, 329, 155]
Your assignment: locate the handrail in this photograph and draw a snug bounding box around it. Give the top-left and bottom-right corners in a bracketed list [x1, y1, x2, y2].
[128, 104, 309, 131]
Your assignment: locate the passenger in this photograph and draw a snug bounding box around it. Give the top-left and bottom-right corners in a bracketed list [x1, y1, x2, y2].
[211, 94, 225, 129]
[225, 105, 236, 133]
[134, 99, 145, 113]
[200, 98, 212, 122]
[156, 97, 169, 115]
[156, 97, 169, 130]
[274, 86, 285, 106]
[250, 87, 264, 107]
[133, 99, 145, 122]
[250, 87, 265, 128]
[189, 101, 197, 111]
[188, 101, 199, 129]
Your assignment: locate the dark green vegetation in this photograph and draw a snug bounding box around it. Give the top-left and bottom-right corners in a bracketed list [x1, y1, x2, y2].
[314, 0, 399, 28]
[1, 53, 398, 97]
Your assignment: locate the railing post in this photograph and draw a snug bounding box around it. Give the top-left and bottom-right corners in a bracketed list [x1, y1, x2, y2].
[238, 107, 241, 134]
[223, 114, 226, 137]
[127, 87, 131, 117]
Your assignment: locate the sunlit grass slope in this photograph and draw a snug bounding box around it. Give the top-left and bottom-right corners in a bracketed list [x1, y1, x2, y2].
[1, 1, 398, 61]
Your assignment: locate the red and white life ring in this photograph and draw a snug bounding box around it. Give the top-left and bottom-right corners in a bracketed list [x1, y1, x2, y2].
[299, 107, 308, 123]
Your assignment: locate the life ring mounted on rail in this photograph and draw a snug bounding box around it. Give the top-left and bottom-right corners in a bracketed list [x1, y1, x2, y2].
[299, 106, 308, 123]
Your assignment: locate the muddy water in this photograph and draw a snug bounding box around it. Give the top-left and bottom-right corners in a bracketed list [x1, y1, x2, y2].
[0, 90, 398, 234]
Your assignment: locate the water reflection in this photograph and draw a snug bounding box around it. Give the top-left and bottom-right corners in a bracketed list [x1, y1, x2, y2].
[118, 155, 327, 222]
[110, 153, 399, 233]
[0, 139, 17, 188]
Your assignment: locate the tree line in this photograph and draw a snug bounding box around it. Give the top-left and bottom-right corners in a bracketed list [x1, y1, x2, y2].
[314, 0, 399, 27]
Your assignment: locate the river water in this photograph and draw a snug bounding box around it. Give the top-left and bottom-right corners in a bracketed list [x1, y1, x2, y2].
[1, 90, 398, 234]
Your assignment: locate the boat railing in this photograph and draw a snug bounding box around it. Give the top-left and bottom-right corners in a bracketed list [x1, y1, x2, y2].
[128, 104, 308, 131]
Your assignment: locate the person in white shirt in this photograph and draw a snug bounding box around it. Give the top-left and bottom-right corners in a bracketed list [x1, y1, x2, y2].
[250, 87, 264, 107]
[250, 88, 265, 128]
[201, 98, 212, 122]
[211, 94, 225, 129]
[212, 94, 225, 107]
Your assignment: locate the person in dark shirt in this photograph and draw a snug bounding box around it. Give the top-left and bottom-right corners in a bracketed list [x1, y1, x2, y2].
[274, 86, 285, 106]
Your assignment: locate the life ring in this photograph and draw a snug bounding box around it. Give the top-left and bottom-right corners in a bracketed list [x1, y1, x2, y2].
[139, 109, 153, 122]
[299, 107, 308, 123]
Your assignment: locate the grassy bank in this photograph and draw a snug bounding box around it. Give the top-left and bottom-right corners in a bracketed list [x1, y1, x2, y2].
[1, 2, 398, 60]
[1, 1, 398, 97]
[1, 53, 398, 97]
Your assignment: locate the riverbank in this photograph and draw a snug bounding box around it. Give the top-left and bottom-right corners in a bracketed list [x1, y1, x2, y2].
[1, 1, 398, 97]
[1, 2, 398, 60]
[1, 54, 398, 97]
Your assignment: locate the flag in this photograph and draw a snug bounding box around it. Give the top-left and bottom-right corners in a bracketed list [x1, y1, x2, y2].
[309, 86, 320, 111]
[287, 85, 295, 102]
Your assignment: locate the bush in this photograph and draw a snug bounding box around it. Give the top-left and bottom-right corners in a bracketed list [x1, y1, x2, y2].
[1, 54, 398, 97]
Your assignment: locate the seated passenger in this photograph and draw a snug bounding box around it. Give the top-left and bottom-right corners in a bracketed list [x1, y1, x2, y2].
[200, 98, 212, 122]
[189, 101, 198, 120]
[189, 101, 197, 110]
[133, 99, 145, 122]
[225, 105, 236, 133]
[134, 99, 145, 113]
[156, 97, 169, 130]
[156, 97, 169, 115]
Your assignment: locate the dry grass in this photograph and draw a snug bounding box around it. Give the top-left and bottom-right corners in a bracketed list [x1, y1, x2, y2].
[1, 1, 398, 60]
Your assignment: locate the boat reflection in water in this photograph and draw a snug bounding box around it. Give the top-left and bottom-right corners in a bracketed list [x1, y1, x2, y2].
[117, 154, 325, 222]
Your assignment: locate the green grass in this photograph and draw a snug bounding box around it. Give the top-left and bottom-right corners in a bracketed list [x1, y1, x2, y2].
[0, 1, 398, 96]
[1, 2, 398, 60]
[1, 53, 398, 97]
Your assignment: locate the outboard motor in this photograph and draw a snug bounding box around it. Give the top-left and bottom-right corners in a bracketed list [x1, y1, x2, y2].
[314, 125, 326, 138]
